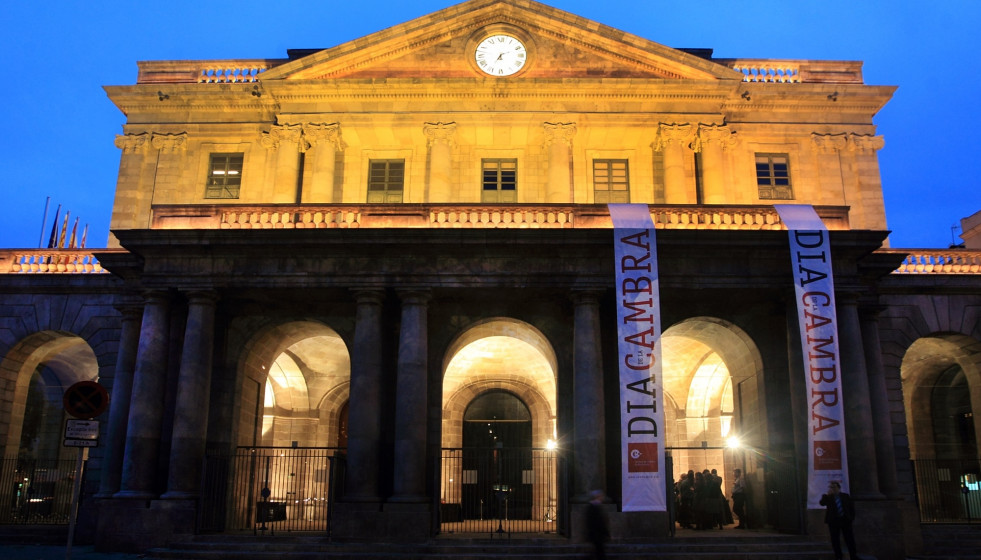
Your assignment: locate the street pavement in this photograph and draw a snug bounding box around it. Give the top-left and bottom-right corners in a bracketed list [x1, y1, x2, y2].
[0, 544, 143, 560]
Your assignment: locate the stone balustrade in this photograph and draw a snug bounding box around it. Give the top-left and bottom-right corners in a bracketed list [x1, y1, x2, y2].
[881, 249, 981, 274]
[136, 60, 285, 84]
[151, 203, 850, 231]
[0, 250, 108, 274]
[719, 59, 864, 84]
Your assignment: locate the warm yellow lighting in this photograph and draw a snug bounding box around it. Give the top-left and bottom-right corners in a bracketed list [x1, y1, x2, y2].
[546, 438, 557, 450]
[726, 436, 741, 449]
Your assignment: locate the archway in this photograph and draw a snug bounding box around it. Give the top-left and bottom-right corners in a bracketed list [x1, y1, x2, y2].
[901, 334, 981, 521]
[660, 317, 766, 527]
[0, 332, 98, 522]
[440, 318, 558, 532]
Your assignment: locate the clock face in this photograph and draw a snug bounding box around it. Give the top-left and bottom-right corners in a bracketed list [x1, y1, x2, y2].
[474, 34, 527, 76]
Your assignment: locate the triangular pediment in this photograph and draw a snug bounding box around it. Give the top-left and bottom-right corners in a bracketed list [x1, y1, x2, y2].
[260, 0, 741, 81]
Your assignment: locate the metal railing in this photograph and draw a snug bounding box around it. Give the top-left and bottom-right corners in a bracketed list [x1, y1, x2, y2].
[199, 447, 345, 534]
[439, 447, 563, 535]
[913, 458, 981, 523]
[0, 458, 81, 524]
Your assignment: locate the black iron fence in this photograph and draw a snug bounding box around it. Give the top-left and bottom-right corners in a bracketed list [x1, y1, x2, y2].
[439, 447, 563, 535]
[200, 447, 345, 534]
[913, 458, 981, 523]
[0, 457, 80, 524]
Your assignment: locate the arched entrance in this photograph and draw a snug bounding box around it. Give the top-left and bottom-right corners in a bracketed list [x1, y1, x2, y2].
[902, 334, 981, 522]
[0, 332, 98, 523]
[440, 318, 558, 534]
[205, 320, 351, 532]
[661, 317, 766, 529]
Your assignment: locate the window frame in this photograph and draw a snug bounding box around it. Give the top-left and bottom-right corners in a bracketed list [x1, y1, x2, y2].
[755, 153, 794, 200]
[481, 158, 517, 203]
[367, 159, 406, 203]
[205, 152, 244, 199]
[593, 158, 630, 204]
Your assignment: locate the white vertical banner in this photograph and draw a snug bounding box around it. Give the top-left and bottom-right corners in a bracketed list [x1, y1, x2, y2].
[774, 204, 850, 508]
[609, 204, 666, 511]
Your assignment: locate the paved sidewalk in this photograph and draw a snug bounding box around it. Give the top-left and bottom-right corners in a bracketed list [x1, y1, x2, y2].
[0, 544, 143, 560]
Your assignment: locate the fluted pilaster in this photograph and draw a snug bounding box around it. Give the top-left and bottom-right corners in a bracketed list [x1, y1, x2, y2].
[424, 122, 457, 202]
[544, 122, 576, 202]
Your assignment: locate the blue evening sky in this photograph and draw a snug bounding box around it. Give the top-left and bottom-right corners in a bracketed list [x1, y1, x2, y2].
[1, 0, 977, 249]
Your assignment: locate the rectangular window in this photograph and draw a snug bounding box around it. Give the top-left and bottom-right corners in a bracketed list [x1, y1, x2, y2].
[367, 160, 405, 203]
[481, 159, 517, 203]
[755, 153, 793, 200]
[205, 153, 243, 199]
[593, 159, 629, 203]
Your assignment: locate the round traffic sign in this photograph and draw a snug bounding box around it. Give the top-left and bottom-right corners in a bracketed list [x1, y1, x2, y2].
[63, 381, 110, 419]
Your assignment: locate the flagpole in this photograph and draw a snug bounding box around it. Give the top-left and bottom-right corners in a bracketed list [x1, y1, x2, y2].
[38, 197, 51, 249]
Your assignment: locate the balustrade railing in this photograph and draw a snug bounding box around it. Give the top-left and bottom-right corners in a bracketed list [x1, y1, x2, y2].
[136, 59, 286, 84]
[151, 203, 849, 232]
[719, 59, 864, 84]
[0, 250, 107, 274]
[881, 249, 981, 274]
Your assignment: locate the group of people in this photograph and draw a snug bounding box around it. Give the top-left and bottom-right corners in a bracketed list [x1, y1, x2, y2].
[674, 467, 747, 530]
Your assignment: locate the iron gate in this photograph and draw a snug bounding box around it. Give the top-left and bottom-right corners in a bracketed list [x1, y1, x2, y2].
[200, 447, 344, 534]
[0, 457, 80, 524]
[439, 447, 562, 534]
[913, 458, 981, 523]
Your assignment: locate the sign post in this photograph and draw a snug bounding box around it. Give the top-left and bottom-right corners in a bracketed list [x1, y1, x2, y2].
[61, 381, 109, 560]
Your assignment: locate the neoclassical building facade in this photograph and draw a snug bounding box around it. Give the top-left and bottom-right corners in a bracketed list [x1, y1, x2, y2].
[1, 1, 980, 558]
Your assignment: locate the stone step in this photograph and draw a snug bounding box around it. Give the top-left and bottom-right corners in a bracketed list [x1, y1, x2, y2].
[147, 534, 836, 560]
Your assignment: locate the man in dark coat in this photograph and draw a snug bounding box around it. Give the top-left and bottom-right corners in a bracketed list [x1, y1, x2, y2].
[819, 481, 857, 560]
[586, 490, 609, 560]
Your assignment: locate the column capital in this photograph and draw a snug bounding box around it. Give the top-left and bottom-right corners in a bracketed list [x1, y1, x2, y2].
[150, 132, 189, 153]
[396, 288, 432, 305]
[423, 122, 457, 147]
[352, 288, 386, 305]
[114, 133, 150, 154]
[302, 122, 343, 152]
[570, 289, 604, 305]
[692, 123, 735, 152]
[543, 122, 577, 147]
[261, 123, 303, 150]
[847, 134, 885, 154]
[181, 289, 220, 306]
[653, 123, 694, 151]
[811, 132, 849, 154]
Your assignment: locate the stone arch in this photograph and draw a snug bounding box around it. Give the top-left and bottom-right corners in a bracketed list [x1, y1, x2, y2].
[236, 320, 351, 448]
[316, 382, 351, 448]
[0, 331, 99, 459]
[441, 317, 558, 450]
[901, 333, 981, 460]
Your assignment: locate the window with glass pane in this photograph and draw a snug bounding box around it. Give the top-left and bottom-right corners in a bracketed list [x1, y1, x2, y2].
[482, 159, 517, 203]
[593, 159, 629, 203]
[755, 153, 793, 200]
[205, 153, 243, 199]
[367, 160, 405, 203]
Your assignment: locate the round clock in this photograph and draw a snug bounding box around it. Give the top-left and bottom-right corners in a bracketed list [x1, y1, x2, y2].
[474, 34, 527, 76]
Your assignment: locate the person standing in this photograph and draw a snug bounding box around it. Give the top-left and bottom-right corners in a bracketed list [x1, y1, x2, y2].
[731, 468, 747, 528]
[819, 481, 857, 560]
[586, 489, 609, 560]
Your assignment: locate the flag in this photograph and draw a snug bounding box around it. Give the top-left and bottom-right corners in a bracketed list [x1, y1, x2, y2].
[68, 218, 79, 249]
[47, 205, 61, 248]
[80, 224, 88, 249]
[58, 211, 70, 249]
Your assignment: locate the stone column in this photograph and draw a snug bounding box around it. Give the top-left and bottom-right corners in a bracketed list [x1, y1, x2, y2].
[847, 134, 888, 231]
[162, 291, 219, 500]
[300, 123, 341, 203]
[96, 304, 143, 498]
[810, 133, 848, 206]
[544, 122, 576, 203]
[345, 289, 385, 502]
[572, 290, 605, 500]
[110, 134, 153, 238]
[261, 124, 303, 203]
[654, 124, 693, 204]
[859, 304, 900, 498]
[424, 122, 456, 202]
[390, 289, 431, 502]
[115, 290, 171, 500]
[836, 295, 883, 499]
[693, 124, 733, 204]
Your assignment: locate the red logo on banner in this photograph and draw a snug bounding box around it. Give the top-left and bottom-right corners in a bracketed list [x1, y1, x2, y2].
[814, 441, 842, 470]
[627, 443, 658, 473]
